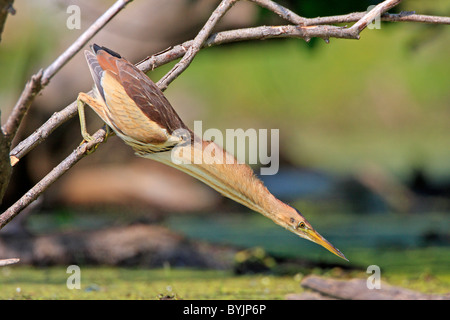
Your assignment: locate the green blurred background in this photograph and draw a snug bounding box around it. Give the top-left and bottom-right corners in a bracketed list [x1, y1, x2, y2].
[0, 0, 449, 299]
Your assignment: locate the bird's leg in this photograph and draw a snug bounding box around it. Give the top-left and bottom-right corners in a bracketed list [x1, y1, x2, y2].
[77, 94, 94, 144]
[77, 92, 112, 154]
[102, 123, 115, 143]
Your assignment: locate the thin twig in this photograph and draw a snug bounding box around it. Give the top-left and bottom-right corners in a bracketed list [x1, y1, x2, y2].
[0, 111, 11, 203]
[247, 0, 306, 25]
[351, 0, 402, 33]
[0, 258, 20, 266]
[380, 12, 450, 24]
[0, 70, 43, 203]
[203, 24, 359, 43]
[156, 0, 237, 91]
[2, 71, 43, 142]
[304, 12, 450, 26]
[10, 99, 81, 166]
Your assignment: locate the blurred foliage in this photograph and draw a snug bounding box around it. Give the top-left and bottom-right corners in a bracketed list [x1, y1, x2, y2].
[0, 3, 62, 106]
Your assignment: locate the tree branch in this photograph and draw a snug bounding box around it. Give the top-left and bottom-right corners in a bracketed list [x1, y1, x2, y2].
[248, 0, 306, 25]
[0, 258, 19, 266]
[1, 71, 44, 142]
[351, 0, 402, 33]
[9, 99, 80, 166]
[302, 12, 450, 26]
[156, 0, 237, 91]
[0, 110, 11, 204]
[380, 12, 450, 24]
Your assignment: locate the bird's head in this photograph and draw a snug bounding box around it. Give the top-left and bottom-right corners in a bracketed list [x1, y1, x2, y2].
[276, 206, 348, 261]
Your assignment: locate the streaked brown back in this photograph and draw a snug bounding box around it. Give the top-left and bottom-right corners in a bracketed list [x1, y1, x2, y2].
[94, 48, 188, 135]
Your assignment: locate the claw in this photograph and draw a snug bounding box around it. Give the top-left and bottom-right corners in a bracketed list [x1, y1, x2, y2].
[82, 133, 94, 143]
[79, 136, 98, 154]
[85, 144, 99, 154]
[102, 125, 114, 143]
[77, 95, 100, 154]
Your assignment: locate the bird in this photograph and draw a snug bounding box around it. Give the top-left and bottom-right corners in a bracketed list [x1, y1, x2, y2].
[77, 44, 348, 261]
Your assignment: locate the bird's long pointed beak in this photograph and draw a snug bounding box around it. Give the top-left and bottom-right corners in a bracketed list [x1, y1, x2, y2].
[303, 228, 348, 261]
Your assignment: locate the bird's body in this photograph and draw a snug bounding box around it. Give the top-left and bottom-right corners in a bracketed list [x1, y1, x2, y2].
[77, 44, 347, 261]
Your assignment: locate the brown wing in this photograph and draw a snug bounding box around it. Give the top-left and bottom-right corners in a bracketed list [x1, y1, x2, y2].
[95, 49, 188, 135]
[84, 50, 106, 102]
[84, 46, 190, 151]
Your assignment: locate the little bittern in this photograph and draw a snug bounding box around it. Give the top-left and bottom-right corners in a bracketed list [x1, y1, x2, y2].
[77, 44, 347, 261]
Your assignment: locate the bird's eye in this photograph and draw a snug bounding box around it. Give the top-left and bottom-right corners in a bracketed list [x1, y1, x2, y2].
[297, 221, 306, 229]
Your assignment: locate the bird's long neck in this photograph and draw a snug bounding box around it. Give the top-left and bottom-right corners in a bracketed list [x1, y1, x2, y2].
[146, 135, 293, 222]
